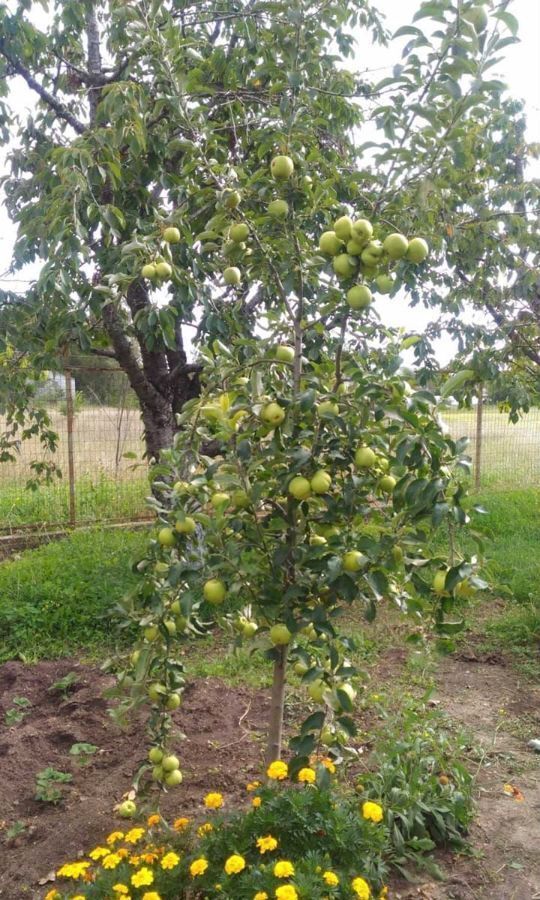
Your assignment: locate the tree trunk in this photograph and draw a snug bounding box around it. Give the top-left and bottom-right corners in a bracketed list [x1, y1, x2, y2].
[265, 646, 288, 765]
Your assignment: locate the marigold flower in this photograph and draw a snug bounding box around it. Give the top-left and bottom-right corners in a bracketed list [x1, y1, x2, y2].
[197, 822, 214, 836]
[125, 827, 145, 844]
[352, 876, 371, 899]
[275, 886, 298, 900]
[89, 846, 109, 860]
[254, 893, 269, 900]
[297, 767, 316, 784]
[131, 867, 154, 888]
[320, 757, 336, 774]
[141, 852, 159, 864]
[204, 791, 224, 809]
[129, 856, 141, 866]
[323, 870, 339, 886]
[247, 781, 261, 792]
[107, 831, 124, 846]
[57, 861, 91, 879]
[362, 801, 383, 823]
[379, 888, 389, 899]
[142, 894, 161, 900]
[173, 817, 190, 831]
[147, 814, 161, 827]
[266, 760, 288, 780]
[161, 851, 181, 870]
[70, 895, 86, 900]
[252, 796, 262, 808]
[117, 849, 129, 859]
[102, 853, 122, 870]
[274, 860, 295, 878]
[190, 857, 209, 877]
[44, 892, 60, 900]
[257, 835, 278, 854]
[224, 854, 246, 875]
[113, 886, 130, 895]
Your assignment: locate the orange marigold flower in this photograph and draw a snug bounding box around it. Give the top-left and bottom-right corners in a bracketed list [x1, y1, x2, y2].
[173, 817, 190, 831]
[147, 814, 161, 827]
[246, 781, 261, 792]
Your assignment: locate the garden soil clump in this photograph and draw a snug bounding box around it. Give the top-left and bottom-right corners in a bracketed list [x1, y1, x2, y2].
[0, 659, 270, 899]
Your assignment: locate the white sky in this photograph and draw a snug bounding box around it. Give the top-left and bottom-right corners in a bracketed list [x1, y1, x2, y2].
[0, 0, 538, 365]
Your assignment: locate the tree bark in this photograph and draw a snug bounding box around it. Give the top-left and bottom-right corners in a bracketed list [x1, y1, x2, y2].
[265, 647, 288, 765]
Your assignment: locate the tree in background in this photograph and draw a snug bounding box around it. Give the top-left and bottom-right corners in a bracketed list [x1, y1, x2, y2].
[0, 0, 537, 469]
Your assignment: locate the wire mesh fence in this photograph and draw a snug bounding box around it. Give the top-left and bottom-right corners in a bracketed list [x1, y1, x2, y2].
[0, 365, 538, 536]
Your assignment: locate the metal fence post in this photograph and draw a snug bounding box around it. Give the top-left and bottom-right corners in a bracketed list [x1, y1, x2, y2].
[474, 384, 484, 492]
[64, 368, 77, 526]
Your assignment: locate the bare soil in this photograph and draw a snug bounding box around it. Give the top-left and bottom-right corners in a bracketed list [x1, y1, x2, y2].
[1, 648, 539, 900]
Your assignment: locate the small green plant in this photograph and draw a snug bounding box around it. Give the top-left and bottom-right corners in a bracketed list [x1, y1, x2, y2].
[49, 671, 79, 698]
[4, 696, 31, 726]
[34, 768, 73, 804]
[69, 742, 98, 766]
[5, 820, 26, 841]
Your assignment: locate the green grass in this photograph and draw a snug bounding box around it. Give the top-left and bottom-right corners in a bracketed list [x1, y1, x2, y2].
[0, 527, 150, 661]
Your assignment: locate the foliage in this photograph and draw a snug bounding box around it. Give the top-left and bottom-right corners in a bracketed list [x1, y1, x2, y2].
[69, 742, 99, 767]
[48, 671, 80, 697]
[0, 528, 149, 661]
[4, 695, 31, 726]
[34, 767, 73, 804]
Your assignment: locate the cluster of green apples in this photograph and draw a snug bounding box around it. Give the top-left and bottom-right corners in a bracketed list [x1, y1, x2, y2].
[318, 214, 429, 310]
[140, 225, 181, 282]
[147, 746, 183, 788]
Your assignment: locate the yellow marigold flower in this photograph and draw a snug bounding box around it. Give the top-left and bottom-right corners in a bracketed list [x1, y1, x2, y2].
[173, 817, 190, 831]
[125, 827, 145, 844]
[362, 801, 383, 823]
[131, 867, 154, 888]
[113, 886, 130, 895]
[254, 893, 269, 900]
[70, 895, 86, 900]
[89, 846, 109, 860]
[190, 857, 209, 878]
[147, 814, 161, 827]
[129, 856, 141, 866]
[320, 757, 336, 774]
[204, 791, 224, 809]
[274, 860, 295, 878]
[197, 822, 214, 836]
[161, 851, 181, 870]
[297, 767, 316, 784]
[107, 831, 124, 845]
[247, 781, 261, 792]
[142, 894, 162, 900]
[252, 796, 262, 808]
[267, 760, 288, 780]
[45, 892, 60, 900]
[323, 870, 339, 886]
[275, 887, 298, 900]
[257, 835, 278, 854]
[379, 888, 389, 899]
[117, 849, 129, 859]
[57, 861, 91, 879]
[224, 854, 246, 875]
[352, 876, 371, 899]
[102, 853, 122, 870]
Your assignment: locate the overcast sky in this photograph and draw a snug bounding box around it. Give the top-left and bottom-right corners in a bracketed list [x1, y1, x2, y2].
[0, 0, 538, 364]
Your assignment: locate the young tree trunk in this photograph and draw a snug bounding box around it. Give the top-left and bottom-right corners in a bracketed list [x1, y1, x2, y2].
[265, 646, 288, 765]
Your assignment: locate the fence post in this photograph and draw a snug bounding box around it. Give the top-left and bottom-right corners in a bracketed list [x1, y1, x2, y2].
[474, 384, 484, 492]
[64, 369, 77, 526]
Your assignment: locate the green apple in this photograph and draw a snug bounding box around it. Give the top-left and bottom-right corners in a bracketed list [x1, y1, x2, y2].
[392, 545, 404, 565]
[148, 682, 166, 702]
[203, 579, 226, 605]
[383, 233, 408, 259]
[211, 491, 230, 508]
[347, 285, 372, 310]
[166, 692, 182, 710]
[310, 470, 332, 494]
[158, 527, 175, 547]
[463, 5, 488, 32]
[173, 480, 189, 493]
[175, 517, 196, 534]
[164, 619, 176, 636]
[379, 475, 397, 492]
[319, 231, 343, 256]
[232, 489, 250, 508]
[268, 199, 289, 218]
[118, 800, 137, 819]
[308, 679, 326, 702]
[432, 570, 447, 594]
[346, 238, 366, 256]
[162, 754, 180, 772]
[332, 253, 356, 279]
[337, 682, 357, 703]
[302, 623, 317, 640]
[288, 476, 312, 501]
[170, 600, 182, 615]
[148, 747, 164, 764]
[261, 401, 285, 426]
[320, 726, 335, 746]
[163, 226, 181, 244]
[375, 274, 394, 295]
[352, 219, 373, 242]
[152, 765, 164, 782]
[406, 237, 429, 264]
[333, 215, 353, 242]
[144, 625, 159, 642]
[230, 223, 249, 242]
[343, 550, 367, 572]
[223, 190, 241, 209]
[275, 345, 295, 363]
[154, 561, 169, 575]
[317, 400, 339, 417]
[270, 155, 294, 179]
[141, 263, 157, 279]
[309, 534, 328, 546]
[377, 456, 390, 472]
[164, 769, 183, 787]
[223, 266, 241, 285]
[270, 623, 292, 645]
[293, 660, 309, 676]
[155, 261, 173, 279]
[242, 621, 258, 638]
[175, 615, 188, 632]
[302, 175, 313, 188]
[355, 446, 376, 467]
[131, 650, 140, 665]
